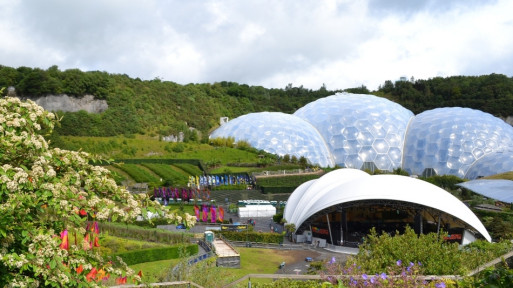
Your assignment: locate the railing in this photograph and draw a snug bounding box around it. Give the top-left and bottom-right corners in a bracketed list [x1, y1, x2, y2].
[111, 281, 204, 288]
[252, 168, 321, 177]
[111, 249, 513, 288]
[229, 240, 304, 250]
[221, 274, 466, 288]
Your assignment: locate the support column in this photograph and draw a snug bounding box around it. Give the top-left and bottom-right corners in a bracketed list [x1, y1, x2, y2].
[437, 214, 441, 235]
[340, 209, 344, 245]
[326, 214, 334, 245]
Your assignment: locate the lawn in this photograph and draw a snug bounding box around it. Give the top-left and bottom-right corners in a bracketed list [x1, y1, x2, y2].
[218, 248, 315, 285]
[57, 135, 262, 166]
[128, 247, 318, 286]
[130, 259, 180, 284]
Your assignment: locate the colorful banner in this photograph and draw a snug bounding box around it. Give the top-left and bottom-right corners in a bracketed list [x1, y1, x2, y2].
[194, 205, 200, 221]
[202, 205, 208, 222]
[218, 207, 224, 222]
[210, 205, 216, 223]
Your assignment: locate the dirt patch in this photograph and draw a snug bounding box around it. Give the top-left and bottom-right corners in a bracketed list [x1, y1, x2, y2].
[270, 249, 351, 275]
[270, 249, 322, 275]
[272, 249, 321, 263]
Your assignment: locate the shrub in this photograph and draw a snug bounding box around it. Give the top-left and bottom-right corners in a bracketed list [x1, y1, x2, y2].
[98, 222, 194, 244]
[114, 163, 160, 183]
[112, 244, 198, 265]
[216, 231, 283, 244]
[349, 226, 513, 276]
[141, 163, 189, 186]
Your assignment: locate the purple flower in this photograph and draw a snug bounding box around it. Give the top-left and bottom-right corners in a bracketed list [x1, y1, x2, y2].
[418, 261, 422, 266]
[407, 262, 414, 272]
[380, 272, 387, 280]
[396, 260, 402, 266]
[435, 282, 446, 288]
[362, 273, 368, 280]
[350, 277, 357, 286]
[370, 276, 376, 284]
[329, 256, 336, 264]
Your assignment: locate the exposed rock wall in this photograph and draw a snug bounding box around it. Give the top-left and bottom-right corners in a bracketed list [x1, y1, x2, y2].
[18, 94, 108, 113]
[505, 116, 513, 126]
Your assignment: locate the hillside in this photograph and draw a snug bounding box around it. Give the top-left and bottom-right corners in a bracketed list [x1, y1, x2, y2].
[1, 65, 513, 139]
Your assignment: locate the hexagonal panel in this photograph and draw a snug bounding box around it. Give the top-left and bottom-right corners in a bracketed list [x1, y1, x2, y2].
[294, 93, 414, 172]
[210, 112, 335, 167]
[403, 107, 513, 178]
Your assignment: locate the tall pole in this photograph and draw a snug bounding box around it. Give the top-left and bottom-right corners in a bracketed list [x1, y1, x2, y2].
[437, 214, 441, 236]
[326, 214, 334, 245]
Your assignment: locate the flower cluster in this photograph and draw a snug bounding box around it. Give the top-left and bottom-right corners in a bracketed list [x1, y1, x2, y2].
[0, 96, 192, 286]
[322, 259, 451, 288]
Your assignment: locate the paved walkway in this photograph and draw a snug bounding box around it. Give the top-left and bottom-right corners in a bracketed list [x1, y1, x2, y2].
[212, 239, 239, 257]
[157, 211, 359, 275]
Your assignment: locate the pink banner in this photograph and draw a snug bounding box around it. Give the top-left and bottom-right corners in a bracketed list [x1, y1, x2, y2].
[194, 205, 200, 221]
[202, 205, 208, 222]
[218, 207, 224, 222]
[210, 206, 216, 223]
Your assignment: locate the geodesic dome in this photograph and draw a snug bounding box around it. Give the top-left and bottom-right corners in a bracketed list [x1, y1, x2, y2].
[402, 107, 513, 178]
[294, 93, 414, 171]
[465, 151, 513, 179]
[209, 112, 335, 167]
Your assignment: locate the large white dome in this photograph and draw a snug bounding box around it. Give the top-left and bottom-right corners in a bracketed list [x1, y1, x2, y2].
[294, 93, 414, 171]
[209, 112, 335, 167]
[402, 107, 513, 178]
[209, 93, 513, 179]
[465, 151, 513, 179]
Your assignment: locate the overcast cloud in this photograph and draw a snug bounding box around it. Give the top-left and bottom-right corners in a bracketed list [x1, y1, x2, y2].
[0, 0, 512, 91]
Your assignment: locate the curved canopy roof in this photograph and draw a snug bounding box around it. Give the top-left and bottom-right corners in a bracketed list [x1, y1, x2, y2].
[284, 169, 491, 242]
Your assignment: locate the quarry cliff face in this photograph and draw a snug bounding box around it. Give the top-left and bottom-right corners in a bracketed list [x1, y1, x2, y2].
[506, 116, 513, 126]
[17, 94, 108, 113]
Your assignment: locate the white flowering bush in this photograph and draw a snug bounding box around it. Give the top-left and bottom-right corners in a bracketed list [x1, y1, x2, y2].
[0, 96, 195, 286]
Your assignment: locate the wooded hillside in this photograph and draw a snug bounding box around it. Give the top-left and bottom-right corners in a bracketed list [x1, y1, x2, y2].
[1, 65, 512, 139]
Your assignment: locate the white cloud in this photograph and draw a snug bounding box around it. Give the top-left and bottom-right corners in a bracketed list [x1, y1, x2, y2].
[0, 0, 511, 91]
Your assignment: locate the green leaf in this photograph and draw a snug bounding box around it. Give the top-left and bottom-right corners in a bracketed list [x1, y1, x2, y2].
[49, 259, 56, 269]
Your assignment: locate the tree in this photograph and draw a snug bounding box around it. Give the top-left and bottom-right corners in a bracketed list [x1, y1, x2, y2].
[298, 156, 308, 169]
[0, 96, 195, 286]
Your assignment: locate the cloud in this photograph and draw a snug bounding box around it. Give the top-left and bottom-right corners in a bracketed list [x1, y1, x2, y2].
[0, 0, 511, 91]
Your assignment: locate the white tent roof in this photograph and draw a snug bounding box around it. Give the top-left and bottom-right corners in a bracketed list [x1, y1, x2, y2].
[284, 169, 491, 242]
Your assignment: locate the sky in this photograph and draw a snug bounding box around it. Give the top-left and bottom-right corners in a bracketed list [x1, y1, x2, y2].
[0, 0, 512, 91]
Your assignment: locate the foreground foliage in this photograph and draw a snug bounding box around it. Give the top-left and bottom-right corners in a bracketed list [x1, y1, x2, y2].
[350, 227, 512, 276]
[0, 96, 195, 286]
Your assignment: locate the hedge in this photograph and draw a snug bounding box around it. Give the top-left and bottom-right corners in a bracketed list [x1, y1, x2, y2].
[113, 163, 160, 183]
[260, 186, 296, 194]
[99, 222, 194, 244]
[173, 163, 203, 176]
[216, 231, 283, 244]
[141, 163, 189, 186]
[112, 244, 198, 265]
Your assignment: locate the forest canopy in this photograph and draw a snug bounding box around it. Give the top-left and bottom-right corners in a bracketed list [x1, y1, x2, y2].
[1, 65, 512, 138]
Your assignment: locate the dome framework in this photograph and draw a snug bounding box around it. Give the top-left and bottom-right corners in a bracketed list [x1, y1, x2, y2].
[210, 93, 513, 179]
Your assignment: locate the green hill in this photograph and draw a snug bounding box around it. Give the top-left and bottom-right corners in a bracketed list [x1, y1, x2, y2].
[2, 65, 512, 141]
